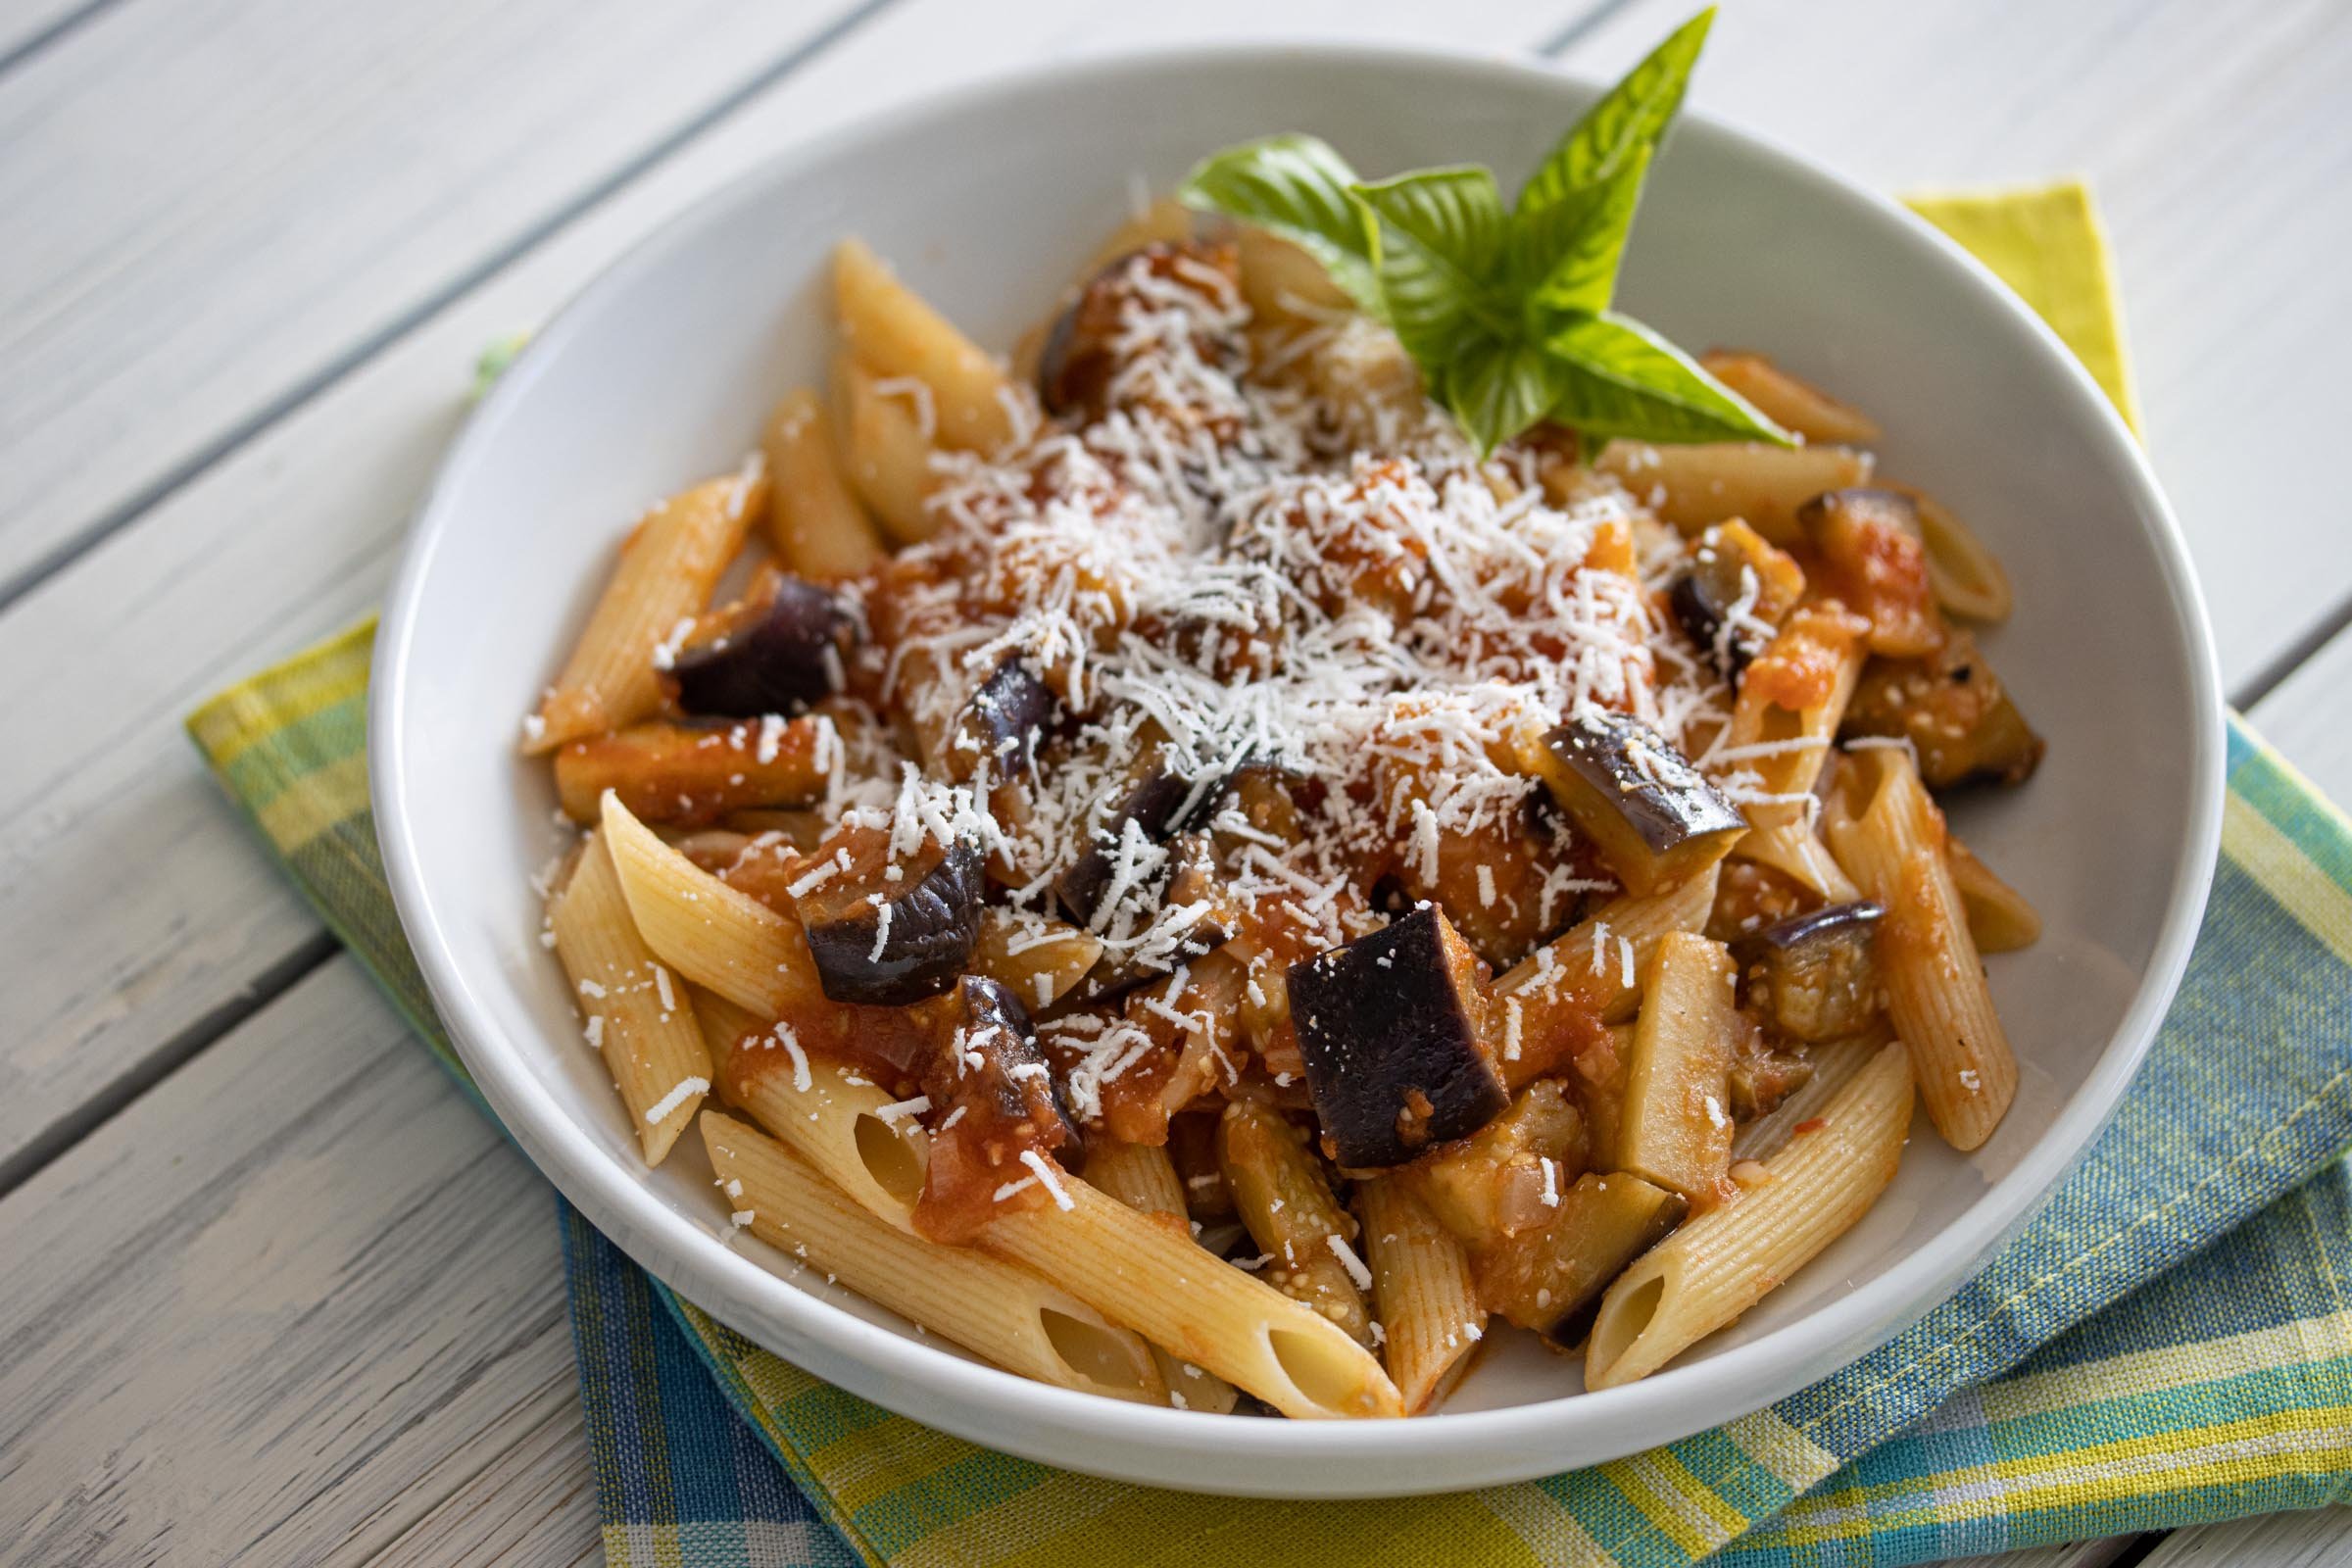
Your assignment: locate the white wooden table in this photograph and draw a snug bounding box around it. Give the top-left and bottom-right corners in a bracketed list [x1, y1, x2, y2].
[1, 1, 2346, 1563]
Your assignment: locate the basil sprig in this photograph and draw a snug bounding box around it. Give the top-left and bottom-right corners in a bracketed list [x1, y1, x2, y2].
[1176, 10, 1788, 456]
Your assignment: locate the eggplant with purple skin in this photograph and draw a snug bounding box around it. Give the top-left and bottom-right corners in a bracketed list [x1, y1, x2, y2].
[945, 659, 1057, 784]
[1055, 741, 1194, 929]
[1840, 626, 2044, 789]
[791, 823, 984, 1005]
[1532, 710, 1746, 895]
[1061, 832, 1238, 1004]
[1732, 902, 1884, 1043]
[1289, 904, 1509, 1169]
[919, 974, 1086, 1170]
[1668, 520, 1804, 685]
[667, 577, 856, 718]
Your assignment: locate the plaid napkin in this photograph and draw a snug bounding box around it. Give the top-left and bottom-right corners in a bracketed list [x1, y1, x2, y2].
[186, 182, 2352, 1566]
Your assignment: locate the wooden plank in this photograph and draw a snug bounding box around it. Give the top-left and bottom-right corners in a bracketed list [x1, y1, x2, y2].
[0, 0, 108, 71]
[2248, 619, 2352, 803]
[0, 0, 1573, 1194]
[1570, 0, 2352, 695]
[0, 0, 876, 596]
[362, 1373, 602, 1568]
[1939, 1543, 2140, 1568]
[0, 956, 583, 1566]
[2140, 1508, 2352, 1567]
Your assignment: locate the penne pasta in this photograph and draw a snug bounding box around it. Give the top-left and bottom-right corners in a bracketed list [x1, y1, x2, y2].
[1470, 1170, 1686, 1346]
[701, 1112, 1164, 1403]
[1896, 484, 2013, 623]
[1585, 1042, 1914, 1389]
[833, 352, 942, 544]
[549, 831, 713, 1163]
[1494, 864, 1722, 1072]
[1083, 1139, 1243, 1414]
[982, 1175, 1403, 1420]
[760, 388, 887, 579]
[1825, 749, 2019, 1150]
[1729, 1032, 1883, 1163]
[833, 237, 1014, 454]
[1595, 440, 1872, 543]
[723, 1030, 931, 1235]
[600, 789, 825, 1018]
[1946, 833, 2042, 953]
[526, 466, 765, 753]
[553, 715, 838, 825]
[968, 907, 1106, 1014]
[1697, 351, 1882, 447]
[1218, 1095, 1373, 1348]
[1726, 607, 1870, 835]
[1615, 932, 1740, 1203]
[691, 987, 767, 1078]
[1358, 1176, 1486, 1413]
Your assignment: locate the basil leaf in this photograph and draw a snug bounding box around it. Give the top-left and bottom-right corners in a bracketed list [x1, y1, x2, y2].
[1544, 311, 1791, 446]
[1175, 133, 1384, 314]
[1511, 143, 1651, 317]
[1520, 8, 1713, 212]
[1442, 332, 1573, 456]
[1348, 168, 1510, 367]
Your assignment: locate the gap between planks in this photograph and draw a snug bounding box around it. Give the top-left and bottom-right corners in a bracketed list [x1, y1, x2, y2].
[0, 0, 907, 617]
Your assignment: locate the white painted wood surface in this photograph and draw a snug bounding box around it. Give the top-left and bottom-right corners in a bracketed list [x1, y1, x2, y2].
[0, 1, 2345, 1565]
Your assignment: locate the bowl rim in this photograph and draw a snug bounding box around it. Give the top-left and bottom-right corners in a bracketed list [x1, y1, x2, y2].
[370, 37, 2226, 1496]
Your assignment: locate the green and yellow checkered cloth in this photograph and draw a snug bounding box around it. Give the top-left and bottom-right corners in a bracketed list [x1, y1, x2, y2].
[188, 182, 2352, 1565]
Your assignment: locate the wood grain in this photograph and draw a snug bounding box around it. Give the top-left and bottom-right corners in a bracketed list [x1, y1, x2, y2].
[0, 957, 580, 1567]
[2250, 620, 2352, 803]
[0, 0, 883, 596]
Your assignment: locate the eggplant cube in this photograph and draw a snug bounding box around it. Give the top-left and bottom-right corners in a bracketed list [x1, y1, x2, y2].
[1539, 711, 1745, 894]
[921, 974, 1085, 1168]
[794, 828, 985, 1006]
[669, 578, 854, 719]
[1054, 748, 1193, 929]
[1731, 901, 1885, 1044]
[948, 660, 1056, 784]
[1288, 905, 1508, 1168]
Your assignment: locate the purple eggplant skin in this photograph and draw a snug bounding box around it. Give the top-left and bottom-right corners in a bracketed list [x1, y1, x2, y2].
[948, 660, 1057, 783]
[798, 838, 985, 1006]
[1732, 902, 1885, 1044]
[1055, 755, 1195, 929]
[920, 975, 1086, 1170]
[1289, 904, 1508, 1169]
[1670, 569, 1758, 685]
[1539, 710, 1746, 894]
[1060, 833, 1237, 1005]
[669, 578, 855, 719]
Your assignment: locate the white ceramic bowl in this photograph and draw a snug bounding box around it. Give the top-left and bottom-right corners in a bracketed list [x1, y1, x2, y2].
[372, 43, 2224, 1498]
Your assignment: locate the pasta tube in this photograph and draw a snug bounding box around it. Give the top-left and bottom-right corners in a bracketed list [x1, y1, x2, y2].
[701, 1113, 1163, 1403]
[760, 388, 886, 579]
[1083, 1139, 1243, 1414]
[1358, 1176, 1485, 1413]
[526, 467, 764, 753]
[1585, 1041, 1914, 1389]
[1594, 440, 1871, 542]
[549, 831, 712, 1163]
[834, 352, 941, 544]
[1825, 749, 2018, 1151]
[553, 715, 836, 825]
[1615, 932, 1740, 1202]
[1218, 1095, 1372, 1348]
[983, 1176, 1403, 1420]
[833, 237, 1013, 453]
[600, 789, 824, 1018]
